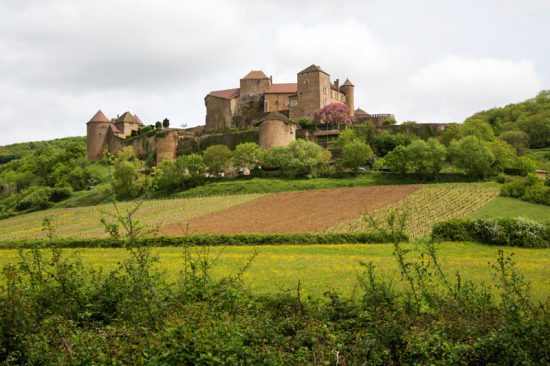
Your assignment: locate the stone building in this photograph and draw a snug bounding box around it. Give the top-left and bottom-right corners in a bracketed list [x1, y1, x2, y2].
[204, 65, 356, 132]
[87, 63, 430, 165]
[86, 110, 144, 160]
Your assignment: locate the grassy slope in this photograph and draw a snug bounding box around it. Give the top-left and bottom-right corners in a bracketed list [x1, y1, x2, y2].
[0, 194, 263, 241]
[0, 242, 548, 301]
[471, 196, 550, 223]
[171, 173, 472, 198]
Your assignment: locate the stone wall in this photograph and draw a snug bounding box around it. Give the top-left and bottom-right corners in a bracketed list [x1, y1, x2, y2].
[240, 78, 271, 95]
[376, 123, 450, 136]
[205, 96, 237, 131]
[259, 120, 296, 149]
[264, 93, 292, 113]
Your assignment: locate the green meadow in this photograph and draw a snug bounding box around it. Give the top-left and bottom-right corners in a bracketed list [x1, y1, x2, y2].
[1, 242, 548, 302]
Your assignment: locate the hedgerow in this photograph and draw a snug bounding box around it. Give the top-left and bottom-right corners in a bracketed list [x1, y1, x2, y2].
[0, 231, 406, 249]
[432, 217, 550, 248]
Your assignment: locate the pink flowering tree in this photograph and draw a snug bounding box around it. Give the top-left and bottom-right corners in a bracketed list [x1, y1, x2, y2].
[313, 103, 352, 127]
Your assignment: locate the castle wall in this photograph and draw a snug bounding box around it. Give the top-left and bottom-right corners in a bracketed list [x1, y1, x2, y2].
[156, 132, 179, 162]
[205, 96, 237, 131]
[264, 93, 293, 113]
[376, 123, 450, 136]
[259, 120, 296, 149]
[240, 78, 271, 95]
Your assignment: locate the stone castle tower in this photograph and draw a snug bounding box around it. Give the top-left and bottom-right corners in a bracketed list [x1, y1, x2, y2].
[339, 79, 354, 117]
[289, 65, 354, 120]
[86, 110, 112, 161]
[86, 110, 144, 160]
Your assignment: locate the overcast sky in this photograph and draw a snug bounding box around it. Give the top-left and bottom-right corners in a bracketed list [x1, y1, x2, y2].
[0, 0, 548, 145]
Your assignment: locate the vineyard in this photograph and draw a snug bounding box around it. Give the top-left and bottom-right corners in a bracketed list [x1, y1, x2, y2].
[0, 194, 264, 241]
[327, 185, 499, 238]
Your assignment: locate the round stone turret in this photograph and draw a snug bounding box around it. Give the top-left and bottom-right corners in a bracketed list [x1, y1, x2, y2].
[86, 110, 112, 161]
[258, 111, 297, 149]
[339, 79, 355, 118]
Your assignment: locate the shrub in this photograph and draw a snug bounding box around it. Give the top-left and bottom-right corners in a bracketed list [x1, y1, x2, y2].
[0, 232, 407, 249]
[15, 187, 54, 212]
[49, 186, 73, 202]
[500, 175, 550, 205]
[432, 217, 550, 248]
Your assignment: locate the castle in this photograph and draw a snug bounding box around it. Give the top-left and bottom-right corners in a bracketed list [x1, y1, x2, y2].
[87, 64, 398, 163]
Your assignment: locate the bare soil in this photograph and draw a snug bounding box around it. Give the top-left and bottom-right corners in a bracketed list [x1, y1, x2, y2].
[159, 185, 420, 235]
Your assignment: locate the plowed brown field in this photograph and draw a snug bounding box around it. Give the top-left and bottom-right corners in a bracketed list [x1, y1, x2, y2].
[159, 185, 420, 235]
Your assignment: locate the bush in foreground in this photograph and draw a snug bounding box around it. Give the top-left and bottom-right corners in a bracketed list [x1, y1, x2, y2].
[1, 227, 548, 364]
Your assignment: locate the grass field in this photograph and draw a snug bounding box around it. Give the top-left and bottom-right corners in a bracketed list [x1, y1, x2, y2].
[0, 242, 548, 301]
[471, 196, 550, 223]
[0, 194, 263, 241]
[328, 184, 499, 238]
[170, 172, 472, 198]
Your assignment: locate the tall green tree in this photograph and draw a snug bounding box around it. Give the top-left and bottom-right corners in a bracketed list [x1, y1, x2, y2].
[341, 140, 373, 176]
[233, 143, 263, 170]
[449, 136, 495, 179]
[111, 147, 149, 198]
[203, 145, 233, 176]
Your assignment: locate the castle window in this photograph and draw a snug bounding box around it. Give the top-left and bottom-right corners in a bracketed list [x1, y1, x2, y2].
[323, 87, 327, 95]
[304, 79, 309, 85]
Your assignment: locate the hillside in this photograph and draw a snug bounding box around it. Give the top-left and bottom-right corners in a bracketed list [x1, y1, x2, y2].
[464, 90, 550, 148]
[0, 136, 86, 164]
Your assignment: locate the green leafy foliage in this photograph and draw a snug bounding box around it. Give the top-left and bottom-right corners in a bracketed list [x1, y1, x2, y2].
[500, 174, 550, 206]
[384, 138, 447, 180]
[0, 211, 548, 364]
[432, 217, 550, 248]
[449, 136, 495, 179]
[465, 90, 550, 148]
[111, 147, 149, 199]
[203, 144, 233, 176]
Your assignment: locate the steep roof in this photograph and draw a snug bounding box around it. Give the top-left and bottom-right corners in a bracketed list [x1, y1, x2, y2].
[133, 114, 145, 125]
[112, 111, 144, 125]
[88, 110, 110, 123]
[342, 78, 354, 87]
[206, 88, 240, 100]
[265, 83, 297, 94]
[241, 70, 269, 80]
[355, 108, 368, 115]
[258, 111, 296, 125]
[298, 64, 329, 76]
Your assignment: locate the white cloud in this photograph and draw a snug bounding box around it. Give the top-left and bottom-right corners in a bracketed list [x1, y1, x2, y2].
[404, 56, 543, 122]
[0, 0, 548, 145]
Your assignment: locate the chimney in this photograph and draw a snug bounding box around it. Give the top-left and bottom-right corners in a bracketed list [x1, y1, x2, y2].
[270, 75, 273, 83]
[334, 79, 339, 89]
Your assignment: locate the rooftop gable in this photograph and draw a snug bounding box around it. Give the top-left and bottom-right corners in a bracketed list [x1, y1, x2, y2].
[207, 88, 241, 100]
[298, 64, 329, 76]
[241, 70, 269, 80]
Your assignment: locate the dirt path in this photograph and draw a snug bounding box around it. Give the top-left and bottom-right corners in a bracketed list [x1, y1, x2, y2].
[159, 185, 420, 235]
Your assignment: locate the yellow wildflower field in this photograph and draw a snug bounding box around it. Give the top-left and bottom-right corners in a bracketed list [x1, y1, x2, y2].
[0, 242, 548, 301]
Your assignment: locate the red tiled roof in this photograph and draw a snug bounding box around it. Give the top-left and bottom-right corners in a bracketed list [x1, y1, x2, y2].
[241, 70, 269, 80]
[207, 88, 240, 100]
[265, 83, 297, 94]
[88, 110, 110, 123]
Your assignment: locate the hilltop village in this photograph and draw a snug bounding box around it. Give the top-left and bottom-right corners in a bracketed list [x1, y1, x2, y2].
[86, 64, 446, 163]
